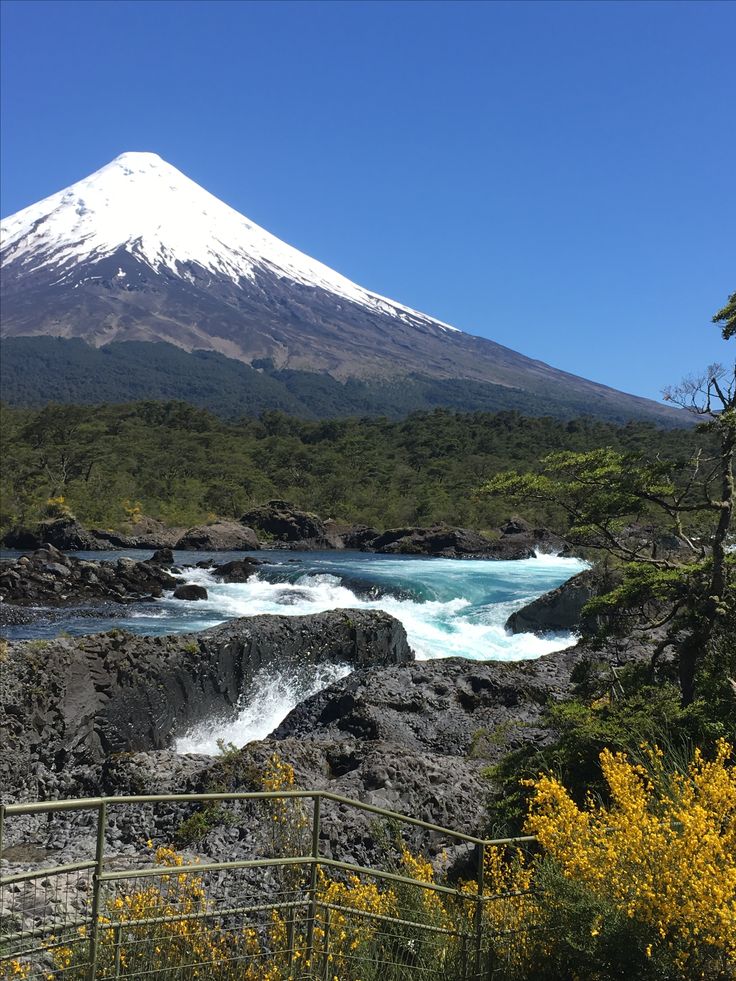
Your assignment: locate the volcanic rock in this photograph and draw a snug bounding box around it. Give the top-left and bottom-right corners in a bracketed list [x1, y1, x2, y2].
[0, 610, 412, 799]
[172, 583, 208, 601]
[239, 501, 330, 548]
[0, 548, 179, 609]
[211, 558, 261, 582]
[505, 566, 622, 635]
[175, 522, 260, 551]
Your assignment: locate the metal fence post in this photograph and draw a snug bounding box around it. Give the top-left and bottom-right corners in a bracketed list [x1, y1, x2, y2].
[112, 924, 123, 980]
[473, 841, 485, 980]
[321, 906, 331, 981]
[304, 794, 321, 975]
[86, 801, 107, 981]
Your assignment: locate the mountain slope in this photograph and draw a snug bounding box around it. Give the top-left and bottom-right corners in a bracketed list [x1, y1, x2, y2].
[0, 152, 681, 423]
[3, 337, 679, 423]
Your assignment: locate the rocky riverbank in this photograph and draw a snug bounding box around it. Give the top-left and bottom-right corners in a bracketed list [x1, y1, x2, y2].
[0, 562, 644, 869]
[0, 609, 411, 801]
[1, 502, 570, 560]
[0, 547, 268, 620]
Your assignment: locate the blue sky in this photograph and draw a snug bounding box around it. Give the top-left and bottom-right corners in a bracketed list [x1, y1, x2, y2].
[1, 0, 733, 402]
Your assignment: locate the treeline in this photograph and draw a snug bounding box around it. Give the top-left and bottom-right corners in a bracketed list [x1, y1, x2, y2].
[0, 401, 704, 535]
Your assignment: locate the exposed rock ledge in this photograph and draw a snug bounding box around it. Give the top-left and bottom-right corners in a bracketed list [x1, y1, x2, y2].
[0, 555, 664, 886]
[1, 506, 571, 560]
[0, 610, 411, 800]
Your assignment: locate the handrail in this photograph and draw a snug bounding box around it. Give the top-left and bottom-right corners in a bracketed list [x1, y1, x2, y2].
[0, 790, 536, 849]
[0, 789, 539, 980]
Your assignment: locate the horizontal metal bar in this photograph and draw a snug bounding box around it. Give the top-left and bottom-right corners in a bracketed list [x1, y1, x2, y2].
[95, 897, 308, 932]
[316, 856, 477, 899]
[100, 854, 311, 881]
[0, 916, 90, 948]
[0, 858, 96, 886]
[319, 898, 471, 939]
[0, 790, 318, 814]
[2, 790, 537, 848]
[101, 852, 508, 903]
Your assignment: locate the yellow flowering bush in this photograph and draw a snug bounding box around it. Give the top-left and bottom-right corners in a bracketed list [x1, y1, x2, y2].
[122, 498, 143, 523]
[0, 962, 31, 980]
[525, 738, 736, 979]
[10, 745, 733, 980]
[261, 753, 309, 846]
[43, 845, 265, 981]
[44, 495, 70, 518]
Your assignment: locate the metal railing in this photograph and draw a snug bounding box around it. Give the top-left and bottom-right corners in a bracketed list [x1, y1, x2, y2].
[0, 791, 537, 980]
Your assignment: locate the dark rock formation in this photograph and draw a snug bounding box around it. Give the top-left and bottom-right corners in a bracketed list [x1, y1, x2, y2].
[1, 505, 573, 561]
[3, 516, 107, 551]
[339, 525, 382, 550]
[90, 516, 185, 549]
[490, 517, 568, 560]
[147, 547, 175, 566]
[0, 547, 179, 607]
[0, 610, 412, 799]
[505, 566, 621, 635]
[239, 500, 330, 548]
[1, 515, 184, 551]
[367, 525, 498, 557]
[272, 655, 576, 763]
[352, 521, 567, 560]
[173, 583, 208, 601]
[211, 558, 261, 583]
[175, 522, 260, 551]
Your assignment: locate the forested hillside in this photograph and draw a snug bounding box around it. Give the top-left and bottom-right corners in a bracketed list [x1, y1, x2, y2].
[0, 337, 689, 425]
[0, 401, 704, 535]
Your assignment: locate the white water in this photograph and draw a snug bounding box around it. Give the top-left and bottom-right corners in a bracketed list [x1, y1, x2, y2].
[175, 663, 351, 755]
[168, 550, 587, 753]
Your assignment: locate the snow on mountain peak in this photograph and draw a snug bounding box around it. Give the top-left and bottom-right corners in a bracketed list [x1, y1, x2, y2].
[0, 152, 458, 331]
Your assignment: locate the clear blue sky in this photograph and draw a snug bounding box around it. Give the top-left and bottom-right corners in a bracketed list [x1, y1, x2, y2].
[1, 0, 733, 402]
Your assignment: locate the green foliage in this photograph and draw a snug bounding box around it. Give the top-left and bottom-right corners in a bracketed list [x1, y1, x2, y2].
[482, 447, 713, 550]
[481, 433, 733, 704]
[483, 662, 735, 836]
[713, 290, 736, 341]
[520, 858, 680, 981]
[174, 803, 232, 846]
[0, 401, 701, 537]
[0, 336, 693, 425]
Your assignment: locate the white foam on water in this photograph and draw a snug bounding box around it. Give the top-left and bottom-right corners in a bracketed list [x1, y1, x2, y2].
[165, 552, 587, 753]
[175, 663, 350, 755]
[164, 553, 586, 663]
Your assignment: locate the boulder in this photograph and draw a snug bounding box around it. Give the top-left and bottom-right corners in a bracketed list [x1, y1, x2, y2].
[490, 518, 568, 560]
[2, 516, 184, 551]
[369, 525, 498, 558]
[147, 547, 175, 566]
[498, 516, 533, 536]
[211, 558, 260, 583]
[2, 517, 106, 551]
[339, 525, 382, 550]
[176, 522, 260, 551]
[239, 500, 329, 547]
[90, 516, 184, 550]
[505, 566, 621, 635]
[173, 583, 208, 601]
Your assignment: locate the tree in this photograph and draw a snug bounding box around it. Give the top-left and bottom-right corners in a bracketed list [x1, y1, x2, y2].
[481, 295, 735, 705]
[713, 291, 736, 340]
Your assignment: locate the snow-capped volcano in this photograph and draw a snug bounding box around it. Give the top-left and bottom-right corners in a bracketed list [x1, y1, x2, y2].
[1, 151, 456, 332]
[0, 152, 682, 423]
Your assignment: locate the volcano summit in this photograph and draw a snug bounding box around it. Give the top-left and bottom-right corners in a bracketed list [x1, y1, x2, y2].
[0, 152, 680, 422]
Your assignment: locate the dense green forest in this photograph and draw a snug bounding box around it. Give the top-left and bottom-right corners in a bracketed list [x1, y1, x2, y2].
[0, 401, 705, 535]
[0, 337, 688, 425]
